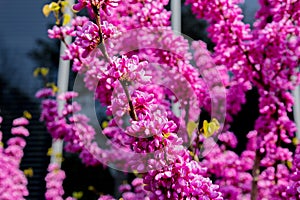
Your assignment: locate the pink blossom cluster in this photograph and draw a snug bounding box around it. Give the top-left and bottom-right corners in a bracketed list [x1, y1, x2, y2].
[95, 55, 150, 106]
[75, 21, 100, 58]
[101, 0, 170, 29]
[48, 26, 76, 40]
[40, 0, 226, 199]
[38, 0, 300, 199]
[45, 163, 75, 200]
[286, 145, 300, 199]
[143, 151, 222, 200]
[199, 137, 254, 199]
[117, 177, 150, 200]
[36, 89, 99, 157]
[98, 178, 149, 200]
[0, 116, 29, 199]
[186, 0, 300, 199]
[73, 0, 120, 17]
[187, 0, 252, 124]
[58, 0, 207, 125]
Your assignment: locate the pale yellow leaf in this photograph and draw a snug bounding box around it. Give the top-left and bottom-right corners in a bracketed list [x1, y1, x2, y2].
[33, 68, 40, 77]
[187, 121, 198, 138]
[63, 14, 71, 26]
[47, 147, 53, 156]
[40, 67, 49, 76]
[42, 4, 51, 17]
[24, 168, 34, 177]
[49, 2, 60, 11]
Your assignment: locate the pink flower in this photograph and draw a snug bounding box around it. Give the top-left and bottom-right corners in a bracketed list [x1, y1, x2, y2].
[11, 127, 29, 137]
[35, 88, 55, 98]
[7, 137, 26, 148]
[98, 195, 115, 200]
[75, 21, 100, 58]
[58, 91, 78, 101]
[13, 117, 29, 126]
[73, 0, 120, 16]
[48, 26, 75, 39]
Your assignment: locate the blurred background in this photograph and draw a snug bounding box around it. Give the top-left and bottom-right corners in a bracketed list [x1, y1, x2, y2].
[0, 0, 259, 199]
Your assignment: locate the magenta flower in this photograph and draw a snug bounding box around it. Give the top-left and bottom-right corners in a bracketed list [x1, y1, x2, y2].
[48, 25, 75, 39]
[35, 88, 55, 99]
[75, 21, 100, 58]
[73, 0, 120, 17]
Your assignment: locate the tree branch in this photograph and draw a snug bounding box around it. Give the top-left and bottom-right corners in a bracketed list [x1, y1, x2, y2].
[120, 80, 138, 121]
[251, 149, 261, 200]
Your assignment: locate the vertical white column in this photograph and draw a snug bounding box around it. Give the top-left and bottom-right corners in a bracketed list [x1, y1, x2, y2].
[171, 0, 182, 117]
[171, 0, 181, 33]
[293, 86, 300, 139]
[50, 0, 75, 166]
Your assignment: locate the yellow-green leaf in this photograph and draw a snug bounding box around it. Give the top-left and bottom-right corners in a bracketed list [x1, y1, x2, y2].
[49, 2, 60, 11]
[163, 132, 171, 138]
[55, 153, 63, 158]
[293, 137, 299, 145]
[211, 118, 220, 128]
[42, 4, 51, 17]
[23, 110, 32, 119]
[203, 120, 209, 138]
[60, 1, 69, 12]
[24, 168, 34, 177]
[189, 151, 195, 157]
[55, 18, 60, 25]
[287, 160, 293, 169]
[47, 147, 53, 156]
[88, 186, 95, 191]
[187, 121, 198, 138]
[63, 14, 71, 25]
[133, 170, 139, 176]
[60, 1, 69, 7]
[46, 82, 59, 93]
[72, 191, 83, 199]
[33, 68, 40, 77]
[101, 121, 109, 128]
[203, 118, 220, 138]
[40, 67, 49, 76]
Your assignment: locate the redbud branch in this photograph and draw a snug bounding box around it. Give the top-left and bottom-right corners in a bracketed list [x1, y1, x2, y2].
[61, 36, 69, 49]
[91, 3, 136, 121]
[251, 149, 261, 200]
[184, 100, 190, 125]
[98, 42, 111, 63]
[273, 107, 282, 184]
[92, 3, 112, 63]
[120, 80, 138, 121]
[185, 101, 200, 161]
